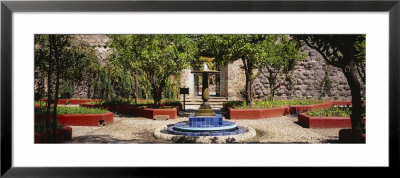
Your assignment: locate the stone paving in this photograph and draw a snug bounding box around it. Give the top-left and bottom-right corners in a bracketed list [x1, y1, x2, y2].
[66, 109, 341, 144]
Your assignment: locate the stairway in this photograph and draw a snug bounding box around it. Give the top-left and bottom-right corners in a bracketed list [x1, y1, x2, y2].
[181, 95, 228, 110]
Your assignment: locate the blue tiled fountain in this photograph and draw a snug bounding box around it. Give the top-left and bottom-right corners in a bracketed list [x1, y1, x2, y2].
[166, 63, 248, 137]
[166, 114, 247, 136]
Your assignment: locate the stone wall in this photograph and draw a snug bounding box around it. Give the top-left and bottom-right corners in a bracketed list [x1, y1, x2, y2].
[219, 64, 229, 97]
[226, 60, 246, 100]
[227, 43, 360, 101]
[72, 35, 112, 66]
[70, 35, 112, 98]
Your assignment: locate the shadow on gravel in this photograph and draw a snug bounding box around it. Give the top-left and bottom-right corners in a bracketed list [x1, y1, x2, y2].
[321, 139, 341, 143]
[68, 135, 170, 144]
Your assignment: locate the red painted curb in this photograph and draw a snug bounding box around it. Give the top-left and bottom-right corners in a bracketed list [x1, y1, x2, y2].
[35, 112, 114, 126]
[140, 107, 178, 119]
[228, 107, 289, 120]
[298, 113, 366, 128]
[289, 101, 333, 114]
[80, 103, 179, 119]
[35, 126, 72, 143]
[339, 129, 366, 143]
[41, 99, 102, 105]
[331, 100, 352, 106]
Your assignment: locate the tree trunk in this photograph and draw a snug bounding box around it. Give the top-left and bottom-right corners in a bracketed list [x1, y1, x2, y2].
[342, 41, 364, 143]
[52, 38, 61, 143]
[45, 35, 53, 142]
[268, 76, 276, 100]
[135, 71, 139, 104]
[242, 59, 254, 107]
[153, 87, 162, 108]
[52, 67, 60, 143]
[245, 73, 254, 107]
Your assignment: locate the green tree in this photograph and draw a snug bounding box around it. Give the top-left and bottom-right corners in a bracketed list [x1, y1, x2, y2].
[258, 35, 305, 100]
[293, 35, 366, 143]
[34, 34, 92, 142]
[108, 35, 141, 103]
[109, 35, 196, 107]
[138, 35, 197, 107]
[200, 34, 298, 106]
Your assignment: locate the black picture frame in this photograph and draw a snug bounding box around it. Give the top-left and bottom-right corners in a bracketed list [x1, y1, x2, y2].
[1, 0, 399, 177]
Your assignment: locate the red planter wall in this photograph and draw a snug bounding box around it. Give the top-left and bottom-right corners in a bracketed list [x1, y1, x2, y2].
[298, 113, 366, 128]
[35, 126, 72, 143]
[35, 112, 114, 126]
[57, 112, 113, 126]
[331, 100, 352, 106]
[289, 101, 333, 114]
[228, 107, 289, 120]
[80, 103, 178, 119]
[41, 99, 102, 105]
[141, 108, 178, 119]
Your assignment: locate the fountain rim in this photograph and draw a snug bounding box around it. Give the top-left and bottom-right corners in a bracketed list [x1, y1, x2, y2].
[172, 121, 238, 131]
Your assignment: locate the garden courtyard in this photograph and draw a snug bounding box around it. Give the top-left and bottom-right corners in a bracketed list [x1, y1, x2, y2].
[34, 34, 366, 144]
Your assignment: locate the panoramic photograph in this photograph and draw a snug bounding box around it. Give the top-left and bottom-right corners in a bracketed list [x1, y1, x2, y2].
[34, 34, 366, 144]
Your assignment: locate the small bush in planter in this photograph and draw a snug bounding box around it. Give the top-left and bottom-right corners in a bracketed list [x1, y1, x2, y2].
[306, 107, 352, 117]
[227, 99, 323, 109]
[60, 85, 74, 99]
[35, 106, 109, 115]
[306, 106, 366, 117]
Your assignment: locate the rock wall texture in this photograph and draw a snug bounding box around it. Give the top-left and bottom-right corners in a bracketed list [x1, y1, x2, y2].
[72, 35, 112, 66]
[70, 35, 112, 98]
[223, 43, 363, 101]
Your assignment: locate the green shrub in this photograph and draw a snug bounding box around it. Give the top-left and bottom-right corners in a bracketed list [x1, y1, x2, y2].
[99, 97, 134, 105]
[61, 85, 74, 99]
[35, 106, 109, 115]
[306, 107, 352, 117]
[85, 98, 182, 106]
[161, 99, 181, 106]
[227, 99, 323, 109]
[34, 119, 61, 134]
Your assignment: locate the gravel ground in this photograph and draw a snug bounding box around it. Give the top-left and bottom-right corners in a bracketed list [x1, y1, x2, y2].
[66, 110, 341, 144]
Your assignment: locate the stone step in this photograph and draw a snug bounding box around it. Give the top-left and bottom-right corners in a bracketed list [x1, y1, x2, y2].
[185, 98, 227, 101]
[183, 97, 228, 101]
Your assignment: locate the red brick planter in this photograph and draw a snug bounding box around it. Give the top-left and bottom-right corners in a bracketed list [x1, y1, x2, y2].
[289, 101, 333, 114]
[331, 100, 352, 107]
[339, 129, 366, 143]
[41, 99, 102, 105]
[35, 112, 114, 126]
[298, 113, 366, 128]
[80, 103, 179, 119]
[228, 107, 290, 120]
[330, 100, 366, 107]
[35, 126, 72, 143]
[138, 107, 178, 119]
[79, 103, 109, 109]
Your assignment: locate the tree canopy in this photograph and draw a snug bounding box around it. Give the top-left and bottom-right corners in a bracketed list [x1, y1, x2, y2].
[199, 34, 304, 104]
[109, 34, 197, 107]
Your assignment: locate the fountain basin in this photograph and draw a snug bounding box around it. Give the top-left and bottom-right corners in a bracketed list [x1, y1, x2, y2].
[173, 121, 238, 131]
[164, 114, 247, 136]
